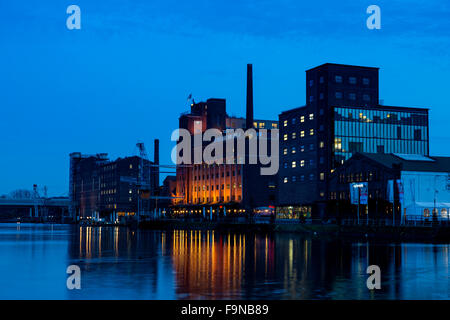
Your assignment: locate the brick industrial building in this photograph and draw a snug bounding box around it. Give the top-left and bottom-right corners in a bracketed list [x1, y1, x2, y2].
[69, 140, 160, 220]
[174, 64, 279, 215]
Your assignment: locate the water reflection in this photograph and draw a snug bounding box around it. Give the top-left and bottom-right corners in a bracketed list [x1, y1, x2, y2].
[0, 224, 448, 299]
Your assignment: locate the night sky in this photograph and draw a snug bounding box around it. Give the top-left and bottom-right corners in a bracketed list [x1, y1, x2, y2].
[1, 0, 449, 196]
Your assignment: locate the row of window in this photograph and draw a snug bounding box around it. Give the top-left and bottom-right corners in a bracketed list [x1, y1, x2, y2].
[283, 156, 326, 169]
[283, 129, 315, 140]
[193, 183, 242, 191]
[309, 76, 370, 86]
[283, 113, 314, 127]
[193, 170, 240, 181]
[192, 195, 242, 203]
[283, 173, 325, 183]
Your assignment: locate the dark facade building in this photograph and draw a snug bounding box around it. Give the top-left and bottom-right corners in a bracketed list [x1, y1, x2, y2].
[69, 141, 160, 220]
[327, 152, 450, 223]
[278, 63, 429, 219]
[174, 64, 278, 215]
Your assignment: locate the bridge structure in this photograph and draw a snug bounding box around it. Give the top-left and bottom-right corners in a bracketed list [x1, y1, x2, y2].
[0, 197, 71, 222]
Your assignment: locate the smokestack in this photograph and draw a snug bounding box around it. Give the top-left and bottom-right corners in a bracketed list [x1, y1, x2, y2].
[154, 139, 160, 189]
[246, 64, 254, 129]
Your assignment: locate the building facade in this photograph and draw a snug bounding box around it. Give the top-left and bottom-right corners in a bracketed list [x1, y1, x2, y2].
[327, 152, 450, 223]
[69, 141, 160, 220]
[174, 64, 278, 216]
[278, 63, 429, 219]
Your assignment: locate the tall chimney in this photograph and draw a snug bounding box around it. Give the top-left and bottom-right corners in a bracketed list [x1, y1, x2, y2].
[246, 64, 254, 129]
[154, 139, 159, 188]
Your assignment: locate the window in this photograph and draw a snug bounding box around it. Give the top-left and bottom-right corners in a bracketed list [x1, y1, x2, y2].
[335, 75, 342, 83]
[349, 93, 356, 100]
[320, 141, 325, 148]
[309, 144, 314, 151]
[363, 94, 370, 101]
[292, 118, 296, 124]
[320, 108, 324, 115]
[335, 92, 343, 99]
[291, 161, 296, 168]
[309, 80, 314, 87]
[283, 177, 288, 183]
[310, 128, 314, 136]
[300, 175, 305, 181]
[283, 148, 288, 155]
[300, 160, 305, 167]
[309, 95, 314, 102]
[414, 129, 421, 141]
[319, 125, 324, 131]
[283, 134, 288, 141]
[423, 208, 430, 218]
[291, 147, 296, 154]
[283, 120, 288, 127]
[309, 113, 314, 120]
[309, 174, 315, 181]
[301, 145, 305, 152]
[129, 164, 133, 169]
[310, 159, 315, 166]
[442, 208, 448, 219]
[320, 172, 325, 180]
[300, 116, 305, 123]
[363, 78, 370, 85]
[320, 76, 324, 83]
[349, 77, 357, 84]
[284, 162, 288, 169]
[319, 156, 324, 164]
[292, 175, 297, 182]
[300, 130, 305, 137]
[319, 93, 324, 100]
[292, 132, 296, 139]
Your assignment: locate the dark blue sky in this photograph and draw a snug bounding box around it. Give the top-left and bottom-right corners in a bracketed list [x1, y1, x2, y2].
[1, 0, 449, 196]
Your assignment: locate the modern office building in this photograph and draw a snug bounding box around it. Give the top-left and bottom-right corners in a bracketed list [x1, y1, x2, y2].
[174, 64, 278, 215]
[278, 63, 429, 219]
[69, 140, 160, 220]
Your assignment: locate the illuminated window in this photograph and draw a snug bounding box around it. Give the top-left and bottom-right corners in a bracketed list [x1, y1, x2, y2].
[300, 130, 305, 137]
[441, 209, 448, 218]
[253, 122, 257, 128]
[301, 145, 305, 152]
[300, 116, 305, 123]
[283, 148, 288, 155]
[283, 177, 288, 183]
[424, 208, 430, 218]
[310, 129, 314, 136]
[291, 161, 296, 168]
[283, 134, 288, 141]
[320, 141, 325, 148]
[320, 173, 325, 180]
[283, 120, 288, 127]
[259, 122, 265, 128]
[309, 113, 314, 120]
[272, 123, 278, 128]
[129, 164, 133, 169]
[291, 147, 296, 154]
[300, 160, 305, 167]
[292, 132, 296, 139]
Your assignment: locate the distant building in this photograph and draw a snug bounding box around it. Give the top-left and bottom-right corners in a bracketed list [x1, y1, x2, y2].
[69, 141, 160, 220]
[328, 152, 450, 223]
[174, 64, 278, 215]
[278, 63, 429, 219]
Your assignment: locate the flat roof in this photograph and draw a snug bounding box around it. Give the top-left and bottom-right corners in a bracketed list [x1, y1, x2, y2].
[334, 105, 429, 113]
[306, 63, 380, 72]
